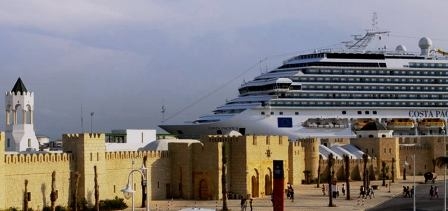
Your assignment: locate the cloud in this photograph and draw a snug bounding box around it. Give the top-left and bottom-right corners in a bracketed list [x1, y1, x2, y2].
[0, 0, 448, 138]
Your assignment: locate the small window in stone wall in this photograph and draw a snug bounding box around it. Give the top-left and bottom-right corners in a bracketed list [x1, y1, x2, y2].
[279, 139, 283, 145]
[253, 139, 257, 145]
[384, 148, 386, 153]
[266, 139, 270, 145]
[113, 185, 116, 193]
[389, 148, 391, 153]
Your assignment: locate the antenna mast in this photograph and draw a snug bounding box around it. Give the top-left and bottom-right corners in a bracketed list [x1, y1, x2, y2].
[161, 105, 166, 123]
[343, 12, 389, 51]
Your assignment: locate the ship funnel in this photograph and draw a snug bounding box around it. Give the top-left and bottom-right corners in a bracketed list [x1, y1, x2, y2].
[419, 37, 432, 56]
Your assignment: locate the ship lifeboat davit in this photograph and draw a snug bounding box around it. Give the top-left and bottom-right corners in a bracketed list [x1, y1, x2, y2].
[418, 118, 446, 130]
[386, 118, 415, 130]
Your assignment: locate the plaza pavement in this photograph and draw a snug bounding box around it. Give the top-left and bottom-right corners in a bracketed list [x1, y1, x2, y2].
[126, 176, 445, 211]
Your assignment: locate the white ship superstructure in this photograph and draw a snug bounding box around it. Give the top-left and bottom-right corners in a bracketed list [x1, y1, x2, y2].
[160, 30, 448, 139]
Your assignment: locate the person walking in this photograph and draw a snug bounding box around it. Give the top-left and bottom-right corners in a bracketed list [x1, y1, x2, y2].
[249, 198, 253, 211]
[322, 184, 326, 196]
[434, 186, 439, 198]
[429, 186, 434, 200]
[240, 197, 247, 211]
[342, 184, 346, 196]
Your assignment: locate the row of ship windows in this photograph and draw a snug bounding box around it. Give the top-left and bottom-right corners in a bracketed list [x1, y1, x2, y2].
[296, 76, 446, 84]
[260, 110, 377, 115]
[303, 68, 448, 76]
[409, 62, 448, 68]
[302, 84, 448, 91]
[282, 93, 448, 99]
[270, 100, 448, 107]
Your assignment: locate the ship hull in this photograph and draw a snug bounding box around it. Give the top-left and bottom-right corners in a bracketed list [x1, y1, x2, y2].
[160, 107, 448, 139]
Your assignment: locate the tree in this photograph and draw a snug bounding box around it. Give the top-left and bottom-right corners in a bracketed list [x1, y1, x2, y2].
[50, 171, 58, 211]
[381, 161, 387, 186]
[391, 158, 395, 183]
[221, 142, 229, 211]
[23, 179, 29, 211]
[141, 155, 148, 208]
[403, 162, 407, 180]
[94, 166, 99, 211]
[317, 155, 322, 188]
[343, 154, 350, 200]
[327, 153, 335, 207]
[71, 171, 80, 211]
[362, 154, 368, 189]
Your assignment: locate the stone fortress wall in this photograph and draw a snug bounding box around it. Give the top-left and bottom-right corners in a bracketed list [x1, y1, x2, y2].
[0, 132, 445, 210]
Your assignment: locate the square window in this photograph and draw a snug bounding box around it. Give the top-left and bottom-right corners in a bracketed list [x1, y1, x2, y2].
[261, 112, 265, 115]
[365, 111, 370, 114]
[279, 112, 283, 115]
[357, 111, 362, 114]
[295, 112, 299, 115]
[373, 111, 377, 115]
[270, 112, 274, 115]
[342, 111, 347, 115]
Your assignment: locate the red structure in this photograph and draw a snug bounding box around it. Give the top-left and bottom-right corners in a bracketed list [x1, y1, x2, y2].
[273, 160, 284, 211]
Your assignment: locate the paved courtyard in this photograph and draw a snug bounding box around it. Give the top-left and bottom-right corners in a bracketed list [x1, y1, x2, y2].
[127, 176, 447, 211]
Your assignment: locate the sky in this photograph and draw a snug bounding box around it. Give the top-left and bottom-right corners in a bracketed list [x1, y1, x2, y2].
[1, 0, 448, 139]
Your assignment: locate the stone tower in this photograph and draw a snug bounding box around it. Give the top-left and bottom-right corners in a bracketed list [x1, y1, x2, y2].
[5, 78, 39, 151]
[302, 138, 321, 180]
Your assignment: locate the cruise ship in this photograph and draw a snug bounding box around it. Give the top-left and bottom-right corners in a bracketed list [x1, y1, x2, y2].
[160, 29, 448, 139]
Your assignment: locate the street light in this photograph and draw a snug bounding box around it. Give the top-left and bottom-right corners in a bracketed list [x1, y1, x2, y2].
[122, 165, 150, 211]
[402, 143, 419, 211]
[413, 154, 415, 211]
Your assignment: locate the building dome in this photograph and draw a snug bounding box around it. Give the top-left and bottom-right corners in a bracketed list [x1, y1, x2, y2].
[395, 44, 407, 52]
[419, 37, 433, 49]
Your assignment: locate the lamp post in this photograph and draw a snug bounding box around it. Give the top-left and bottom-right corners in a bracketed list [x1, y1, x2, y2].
[90, 112, 94, 133]
[122, 165, 150, 211]
[413, 154, 415, 211]
[444, 135, 446, 211]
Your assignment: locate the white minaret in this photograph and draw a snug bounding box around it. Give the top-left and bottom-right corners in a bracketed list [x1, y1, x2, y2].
[5, 78, 39, 151]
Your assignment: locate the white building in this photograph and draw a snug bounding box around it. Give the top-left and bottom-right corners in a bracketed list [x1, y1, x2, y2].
[5, 78, 40, 152]
[105, 129, 156, 151]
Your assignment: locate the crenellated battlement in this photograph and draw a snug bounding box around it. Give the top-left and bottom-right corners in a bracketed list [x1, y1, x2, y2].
[205, 135, 241, 143]
[290, 140, 304, 147]
[105, 150, 169, 160]
[297, 137, 319, 144]
[5, 91, 34, 97]
[399, 145, 430, 150]
[63, 133, 105, 141]
[4, 152, 72, 164]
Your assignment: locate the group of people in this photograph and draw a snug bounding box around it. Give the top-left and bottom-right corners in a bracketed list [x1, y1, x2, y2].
[402, 186, 414, 198]
[429, 185, 439, 199]
[321, 183, 346, 198]
[240, 197, 253, 211]
[358, 185, 375, 199]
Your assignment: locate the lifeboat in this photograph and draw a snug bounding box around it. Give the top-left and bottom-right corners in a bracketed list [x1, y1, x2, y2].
[418, 118, 446, 129]
[353, 118, 375, 130]
[303, 118, 347, 128]
[386, 118, 415, 130]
